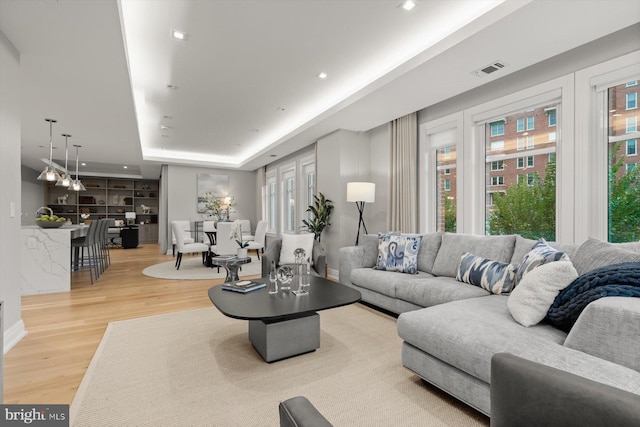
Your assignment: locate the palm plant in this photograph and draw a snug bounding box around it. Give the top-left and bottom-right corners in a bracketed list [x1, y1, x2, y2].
[301, 193, 334, 242]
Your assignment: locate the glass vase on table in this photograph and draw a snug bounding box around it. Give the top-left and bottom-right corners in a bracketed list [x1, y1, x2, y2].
[268, 260, 278, 294]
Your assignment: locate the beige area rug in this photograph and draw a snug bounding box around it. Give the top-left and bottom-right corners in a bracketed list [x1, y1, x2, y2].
[71, 304, 489, 427]
[141, 255, 262, 280]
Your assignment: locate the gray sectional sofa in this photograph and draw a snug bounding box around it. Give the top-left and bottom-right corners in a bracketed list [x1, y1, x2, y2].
[339, 232, 640, 416]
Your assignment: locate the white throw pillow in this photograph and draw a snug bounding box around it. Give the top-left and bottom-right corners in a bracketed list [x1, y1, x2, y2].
[280, 233, 315, 266]
[507, 260, 578, 327]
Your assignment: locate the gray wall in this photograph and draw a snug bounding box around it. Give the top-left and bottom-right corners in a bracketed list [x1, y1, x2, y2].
[164, 164, 257, 252]
[21, 165, 45, 226]
[0, 29, 25, 352]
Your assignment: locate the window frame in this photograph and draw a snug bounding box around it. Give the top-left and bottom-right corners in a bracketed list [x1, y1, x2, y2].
[626, 92, 637, 110]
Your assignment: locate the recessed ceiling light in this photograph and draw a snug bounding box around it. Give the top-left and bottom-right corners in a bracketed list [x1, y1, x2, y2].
[166, 84, 178, 90]
[171, 30, 188, 40]
[400, 1, 417, 11]
[162, 115, 173, 120]
[252, 128, 260, 132]
[277, 107, 286, 111]
[123, 165, 128, 169]
[269, 154, 278, 157]
[317, 72, 328, 79]
[81, 162, 86, 166]
[160, 125, 171, 131]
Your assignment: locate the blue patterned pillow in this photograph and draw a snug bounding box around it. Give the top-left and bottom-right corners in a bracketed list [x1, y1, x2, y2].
[375, 233, 422, 274]
[516, 239, 570, 285]
[456, 252, 516, 294]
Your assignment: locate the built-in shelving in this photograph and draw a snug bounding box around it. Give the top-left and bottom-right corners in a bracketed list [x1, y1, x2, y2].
[46, 178, 159, 242]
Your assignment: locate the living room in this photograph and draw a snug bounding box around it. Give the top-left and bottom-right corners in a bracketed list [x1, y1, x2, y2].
[1, 1, 639, 425]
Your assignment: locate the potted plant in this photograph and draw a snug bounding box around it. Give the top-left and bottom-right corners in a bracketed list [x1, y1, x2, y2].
[231, 222, 249, 258]
[301, 192, 334, 242]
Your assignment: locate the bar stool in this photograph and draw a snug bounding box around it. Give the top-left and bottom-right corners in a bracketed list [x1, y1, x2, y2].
[72, 220, 101, 284]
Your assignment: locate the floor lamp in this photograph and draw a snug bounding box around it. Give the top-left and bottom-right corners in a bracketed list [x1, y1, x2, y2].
[347, 182, 375, 246]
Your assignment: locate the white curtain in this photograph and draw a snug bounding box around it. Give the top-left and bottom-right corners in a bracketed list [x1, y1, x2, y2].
[159, 164, 170, 254]
[257, 166, 266, 220]
[388, 112, 418, 233]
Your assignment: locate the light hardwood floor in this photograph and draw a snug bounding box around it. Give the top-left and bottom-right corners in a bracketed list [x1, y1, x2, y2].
[4, 244, 250, 405]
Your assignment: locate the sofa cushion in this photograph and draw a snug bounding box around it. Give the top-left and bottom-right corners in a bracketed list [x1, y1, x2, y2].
[397, 296, 567, 384]
[280, 233, 315, 265]
[395, 276, 489, 308]
[516, 239, 570, 285]
[350, 268, 433, 298]
[510, 235, 538, 265]
[572, 237, 640, 275]
[456, 253, 516, 294]
[417, 232, 442, 274]
[431, 233, 516, 277]
[375, 233, 422, 274]
[361, 234, 379, 268]
[508, 261, 578, 327]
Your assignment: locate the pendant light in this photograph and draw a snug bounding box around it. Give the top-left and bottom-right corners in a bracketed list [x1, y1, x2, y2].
[71, 144, 86, 191]
[55, 133, 72, 187]
[37, 118, 62, 181]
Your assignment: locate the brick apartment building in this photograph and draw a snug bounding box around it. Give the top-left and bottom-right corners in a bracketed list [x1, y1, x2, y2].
[608, 80, 638, 178]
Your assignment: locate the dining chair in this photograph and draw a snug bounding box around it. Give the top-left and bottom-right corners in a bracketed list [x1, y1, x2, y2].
[171, 221, 209, 270]
[235, 219, 254, 241]
[202, 220, 217, 245]
[171, 220, 194, 256]
[214, 222, 238, 256]
[246, 220, 267, 259]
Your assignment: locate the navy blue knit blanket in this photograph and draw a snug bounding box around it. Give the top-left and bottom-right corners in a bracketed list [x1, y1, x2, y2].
[546, 262, 640, 331]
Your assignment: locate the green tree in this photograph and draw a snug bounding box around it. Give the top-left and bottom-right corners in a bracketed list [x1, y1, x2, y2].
[608, 142, 640, 242]
[443, 196, 456, 232]
[488, 160, 556, 240]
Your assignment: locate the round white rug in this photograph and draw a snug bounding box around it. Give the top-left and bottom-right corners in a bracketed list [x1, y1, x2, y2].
[141, 256, 262, 280]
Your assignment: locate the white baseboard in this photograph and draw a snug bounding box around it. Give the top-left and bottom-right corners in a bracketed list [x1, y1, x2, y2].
[4, 319, 27, 354]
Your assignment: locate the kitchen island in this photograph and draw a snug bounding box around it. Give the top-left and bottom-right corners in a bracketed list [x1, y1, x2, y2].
[20, 224, 88, 295]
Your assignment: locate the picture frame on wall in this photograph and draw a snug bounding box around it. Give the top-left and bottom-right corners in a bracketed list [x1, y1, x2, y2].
[197, 173, 229, 213]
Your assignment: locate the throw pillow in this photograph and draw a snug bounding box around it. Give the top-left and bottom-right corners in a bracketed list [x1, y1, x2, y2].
[375, 233, 422, 274]
[571, 237, 640, 275]
[279, 233, 315, 266]
[507, 261, 578, 327]
[516, 239, 570, 285]
[431, 233, 516, 277]
[455, 252, 517, 294]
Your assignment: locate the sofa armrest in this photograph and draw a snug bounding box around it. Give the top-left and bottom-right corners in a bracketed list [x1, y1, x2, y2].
[261, 238, 283, 277]
[564, 297, 640, 372]
[279, 396, 332, 427]
[491, 353, 640, 427]
[338, 246, 365, 286]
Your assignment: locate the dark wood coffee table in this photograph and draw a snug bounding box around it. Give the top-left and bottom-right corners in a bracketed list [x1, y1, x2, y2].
[208, 276, 361, 362]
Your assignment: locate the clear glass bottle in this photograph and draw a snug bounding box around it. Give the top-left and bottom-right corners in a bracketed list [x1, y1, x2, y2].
[268, 260, 278, 294]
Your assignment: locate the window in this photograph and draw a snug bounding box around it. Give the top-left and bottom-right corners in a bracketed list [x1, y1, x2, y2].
[517, 118, 525, 132]
[526, 116, 535, 130]
[627, 81, 638, 87]
[490, 121, 505, 136]
[548, 152, 556, 163]
[490, 140, 504, 150]
[436, 145, 457, 232]
[285, 176, 295, 232]
[548, 109, 557, 126]
[527, 156, 535, 168]
[627, 93, 637, 110]
[548, 132, 557, 142]
[485, 102, 557, 240]
[526, 135, 535, 149]
[267, 180, 276, 231]
[607, 81, 640, 243]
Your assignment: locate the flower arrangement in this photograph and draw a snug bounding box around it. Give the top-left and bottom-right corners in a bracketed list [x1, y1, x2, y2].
[204, 192, 222, 218]
[230, 222, 249, 248]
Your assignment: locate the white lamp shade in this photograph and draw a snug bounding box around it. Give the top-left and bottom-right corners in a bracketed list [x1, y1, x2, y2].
[347, 182, 375, 203]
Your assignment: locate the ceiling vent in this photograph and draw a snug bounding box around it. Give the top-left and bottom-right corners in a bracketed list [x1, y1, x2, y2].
[472, 60, 507, 77]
